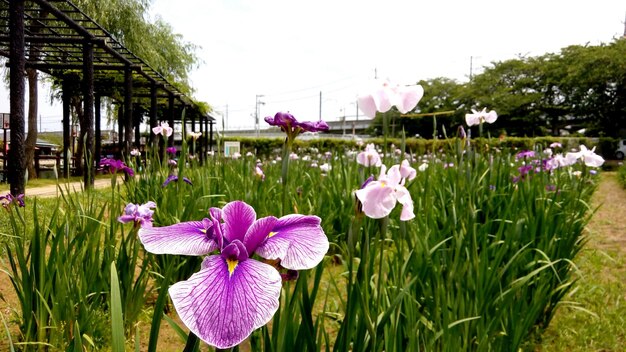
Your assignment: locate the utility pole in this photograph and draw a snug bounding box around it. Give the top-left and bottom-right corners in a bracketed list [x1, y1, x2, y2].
[469, 56, 473, 82]
[255, 94, 264, 137]
[225, 104, 229, 131]
[319, 91, 322, 121]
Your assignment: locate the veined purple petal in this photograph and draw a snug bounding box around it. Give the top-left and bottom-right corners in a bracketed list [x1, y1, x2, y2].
[209, 207, 222, 221]
[297, 120, 329, 133]
[274, 112, 296, 127]
[163, 175, 178, 187]
[222, 201, 256, 244]
[264, 115, 277, 126]
[222, 240, 249, 262]
[138, 221, 219, 255]
[169, 256, 281, 349]
[243, 216, 278, 254]
[255, 215, 328, 270]
[118, 214, 137, 224]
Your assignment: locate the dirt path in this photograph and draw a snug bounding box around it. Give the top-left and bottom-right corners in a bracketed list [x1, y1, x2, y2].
[586, 172, 626, 254]
[24, 177, 113, 198]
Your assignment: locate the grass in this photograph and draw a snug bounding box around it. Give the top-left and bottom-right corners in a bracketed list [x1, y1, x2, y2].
[0, 162, 624, 350]
[535, 172, 626, 351]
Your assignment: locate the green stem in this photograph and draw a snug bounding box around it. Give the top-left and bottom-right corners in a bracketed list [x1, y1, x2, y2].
[182, 331, 199, 352]
[374, 216, 388, 323]
[280, 138, 292, 215]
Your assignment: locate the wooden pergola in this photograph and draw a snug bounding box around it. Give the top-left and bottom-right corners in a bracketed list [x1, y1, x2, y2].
[1, 0, 215, 195]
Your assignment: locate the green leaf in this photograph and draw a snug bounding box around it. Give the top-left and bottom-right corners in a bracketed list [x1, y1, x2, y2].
[110, 261, 125, 352]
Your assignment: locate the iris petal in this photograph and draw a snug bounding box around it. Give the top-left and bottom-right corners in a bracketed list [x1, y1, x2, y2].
[255, 215, 328, 270]
[222, 201, 256, 243]
[243, 216, 278, 254]
[169, 256, 281, 349]
[138, 221, 219, 255]
[355, 182, 396, 219]
[397, 85, 424, 114]
[357, 95, 379, 119]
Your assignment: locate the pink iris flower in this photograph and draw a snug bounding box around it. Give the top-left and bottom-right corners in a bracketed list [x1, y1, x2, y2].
[465, 108, 498, 126]
[356, 143, 382, 167]
[152, 121, 173, 137]
[564, 144, 604, 167]
[357, 79, 424, 118]
[355, 162, 415, 221]
[254, 163, 265, 181]
[138, 201, 328, 349]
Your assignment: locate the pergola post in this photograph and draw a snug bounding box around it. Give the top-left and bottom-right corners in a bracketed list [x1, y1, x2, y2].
[208, 119, 213, 151]
[168, 93, 174, 145]
[133, 103, 140, 148]
[117, 105, 124, 152]
[95, 94, 101, 167]
[149, 82, 157, 149]
[190, 113, 195, 156]
[62, 79, 71, 177]
[8, 0, 26, 195]
[124, 66, 133, 154]
[199, 116, 204, 163]
[82, 40, 94, 188]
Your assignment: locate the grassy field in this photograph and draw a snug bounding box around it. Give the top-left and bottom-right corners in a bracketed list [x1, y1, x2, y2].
[0, 171, 624, 350]
[535, 172, 626, 351]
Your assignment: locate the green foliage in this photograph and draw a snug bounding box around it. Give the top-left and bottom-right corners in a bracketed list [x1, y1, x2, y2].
[617, 163, 626, 189]
[1, 136, 602, 350]
[223, 136, 619, 159]
[362, 40, 626, 138]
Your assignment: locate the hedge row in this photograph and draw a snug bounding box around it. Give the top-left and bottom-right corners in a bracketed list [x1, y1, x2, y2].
[220, 136, 620, 159]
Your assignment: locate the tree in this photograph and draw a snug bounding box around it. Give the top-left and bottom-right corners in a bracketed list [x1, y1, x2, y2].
[467, 57, 543, 137]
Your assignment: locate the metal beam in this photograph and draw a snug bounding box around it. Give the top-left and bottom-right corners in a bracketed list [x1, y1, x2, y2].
[15, 61, 141, 71]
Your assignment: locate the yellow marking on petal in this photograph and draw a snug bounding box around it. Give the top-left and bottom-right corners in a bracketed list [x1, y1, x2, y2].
[227, 259, 238, 277]
[380, 182, 386, 187]
[200, 229, 207, 234]
[268, 231, 278, 238]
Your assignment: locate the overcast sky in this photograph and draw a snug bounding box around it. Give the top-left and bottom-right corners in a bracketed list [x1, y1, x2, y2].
[149, 0, 625, 129]
[1, 0, 624, 132]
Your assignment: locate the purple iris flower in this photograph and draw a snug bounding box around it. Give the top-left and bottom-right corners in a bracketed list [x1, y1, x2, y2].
[518, 165, 533, 176]
[516, 150, 535, 159]
[118, 201, 156, 227]
[0, 193, 25, 207]
[162, 174, 193, 187]
[100, 158, 134, 177]
[264, 112, 329, 142]
[137, 200, 329, 349]
[166, 147, 177, 155]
